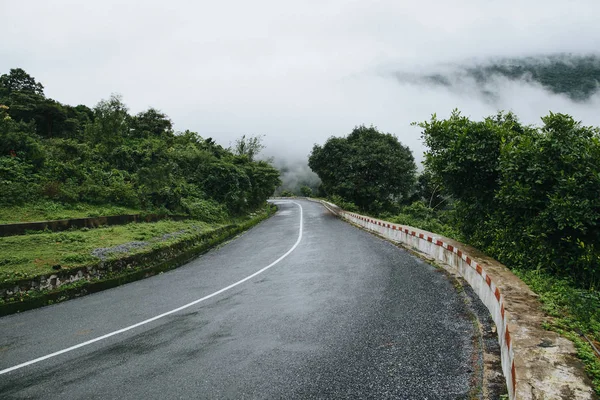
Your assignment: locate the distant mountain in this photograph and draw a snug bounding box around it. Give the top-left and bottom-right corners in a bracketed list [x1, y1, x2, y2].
[398, 54, 600, 101]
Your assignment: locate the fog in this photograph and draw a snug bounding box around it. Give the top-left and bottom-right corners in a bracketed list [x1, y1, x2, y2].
[2, 0, 600, 184]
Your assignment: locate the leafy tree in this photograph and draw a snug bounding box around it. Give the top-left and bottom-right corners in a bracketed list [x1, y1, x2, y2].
[86, 94, 129, 148]
[494, 113, 600, 285]
[418, 110, 600, 287]
[308, 125, 416, 213]
[418, 110, 526, 241]
[0, 67, 281, 220]
[300, 185, 313, 197]
[129, 108, 173, 139]
[0, 68, 44, 96]
[233, 134, 265, 161]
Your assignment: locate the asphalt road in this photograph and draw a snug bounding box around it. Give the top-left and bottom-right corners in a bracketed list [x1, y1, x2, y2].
[0, 200, 480, 399]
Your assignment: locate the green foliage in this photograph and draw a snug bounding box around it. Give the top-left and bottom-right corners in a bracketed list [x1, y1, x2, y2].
[327, 195, 358, 212]
[280, 190, 294, 197]
[232, 134, 265, 161]
[418, 110, 600, 287]
[387, 201, 461, 239]
[309, 125, 417, 213]
[181, 198, 228, 223]
[0, 68, 281, 218]
[300, 186, 313, 197]
[0, 157, 40, 205]
[0, 68, 44, 96]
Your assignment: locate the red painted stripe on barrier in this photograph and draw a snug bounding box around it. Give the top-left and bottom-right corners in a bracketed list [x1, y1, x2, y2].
[387, 224, 391, 228]
[419, 233, 424, 239]
[427, 237, 433, 242]
[392, 225, 396, 230]
[446, 244, 454, 252]
[457, 250, 462, 257]
[505, 326, 511, 348]
[501, 303, 505, 319]
[495, 287, 501, 301]
[486, 275, 492, 287]
[411, 231, 416, 236]
[404, 229, 409, 234]
[476, 264, 482, 275]
[436, 240, 443, 246]
[511, 360, 516, 393]
[466, 256, 472, 265]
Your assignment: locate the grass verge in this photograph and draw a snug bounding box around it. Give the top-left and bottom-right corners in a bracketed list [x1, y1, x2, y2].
[0, 204, 276, 316]
[0, 219, 220, 281]
[513, 269, 600, 395]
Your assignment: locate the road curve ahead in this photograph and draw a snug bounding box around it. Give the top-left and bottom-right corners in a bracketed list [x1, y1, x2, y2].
[0, 200, 479, 399]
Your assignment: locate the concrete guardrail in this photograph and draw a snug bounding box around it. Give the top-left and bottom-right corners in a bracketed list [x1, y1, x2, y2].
[291, 198, 595, 400]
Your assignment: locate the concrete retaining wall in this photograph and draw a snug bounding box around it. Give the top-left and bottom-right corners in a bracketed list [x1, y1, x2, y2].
[0, 214, 189, 237]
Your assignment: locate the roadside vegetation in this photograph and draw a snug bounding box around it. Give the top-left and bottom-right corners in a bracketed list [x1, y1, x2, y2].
[0, 68, 280, 221]
[0, 219, 219, 281]
[0, 67, 281, 310]
[308, 112, 600, 394]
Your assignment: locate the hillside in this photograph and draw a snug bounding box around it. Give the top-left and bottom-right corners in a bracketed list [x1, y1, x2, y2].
[0, 68, 281, 221]
[403, 54, 600, 101]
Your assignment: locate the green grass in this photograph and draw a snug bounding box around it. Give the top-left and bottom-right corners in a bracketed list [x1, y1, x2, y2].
[0, 201, 144, 223]
[0, 219, 220, 282]
[513, 269, 600, 395]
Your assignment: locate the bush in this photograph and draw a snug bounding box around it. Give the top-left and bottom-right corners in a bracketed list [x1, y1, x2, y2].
[181, 197, 228, 223]
[388, 201, 461, 239]
[328, 194, 359, 212]
[300, 186, 313, 197]
[0, 157, 40, 205]
[418, 111, 600, 288]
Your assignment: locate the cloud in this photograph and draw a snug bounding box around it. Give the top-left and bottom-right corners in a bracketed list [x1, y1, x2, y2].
[2, 0, 600, 167]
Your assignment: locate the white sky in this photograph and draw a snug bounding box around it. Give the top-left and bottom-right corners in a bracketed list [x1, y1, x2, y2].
[2, 0, 600, 164]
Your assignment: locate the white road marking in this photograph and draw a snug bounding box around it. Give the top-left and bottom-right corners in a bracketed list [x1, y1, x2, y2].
[0, 201, 304, 375]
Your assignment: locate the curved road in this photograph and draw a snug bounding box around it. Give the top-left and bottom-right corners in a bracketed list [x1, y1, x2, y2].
[0, 200, 479, 399]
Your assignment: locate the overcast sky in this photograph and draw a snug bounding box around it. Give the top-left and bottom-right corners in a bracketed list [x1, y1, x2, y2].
[2, 0, 600, 164]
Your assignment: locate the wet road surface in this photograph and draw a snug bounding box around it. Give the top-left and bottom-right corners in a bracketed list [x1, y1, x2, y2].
[0, 200, 479, 399]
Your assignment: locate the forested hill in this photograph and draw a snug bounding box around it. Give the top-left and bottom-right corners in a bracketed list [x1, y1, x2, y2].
[0, 68, 281, 220]
[404, 54, 600, 101]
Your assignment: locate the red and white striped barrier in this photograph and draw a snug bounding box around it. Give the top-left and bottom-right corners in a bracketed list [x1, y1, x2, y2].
[276, 198, 593, 399]
[332, 207, 517, 399]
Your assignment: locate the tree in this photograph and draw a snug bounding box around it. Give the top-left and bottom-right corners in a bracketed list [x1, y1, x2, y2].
[0, 67, 282, 222]
[0, 68, 44, 97]
[129, 108, 173, 139]
[233, 134, 265, 161]
[308, 125, 416, 213]
[300, 186, 313, 197]
[86, 94, 129, 148]
[418, 110, 600, 287]
[418, 110, 526, 241]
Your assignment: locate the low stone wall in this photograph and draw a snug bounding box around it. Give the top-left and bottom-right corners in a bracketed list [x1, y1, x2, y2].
[314, 200, 595, 400]
[0, 214, 189, 237]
